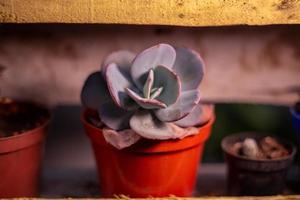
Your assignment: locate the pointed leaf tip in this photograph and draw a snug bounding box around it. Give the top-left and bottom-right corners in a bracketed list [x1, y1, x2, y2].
[125, 88, 167, 109]
[150, 87, 163, 99]
[143, 69, 154, 99]
[131, 43, 176, 90]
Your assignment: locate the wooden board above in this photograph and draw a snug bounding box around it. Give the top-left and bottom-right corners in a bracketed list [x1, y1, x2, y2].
[0, 25, 299, 106]
[10, 196, 300, 200]
[0, 0, 300, 26]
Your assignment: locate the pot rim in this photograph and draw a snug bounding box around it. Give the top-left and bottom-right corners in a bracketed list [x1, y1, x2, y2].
[221, 132, 297, 162]
[81, 108, 215, 153]
[0, 101, 51, 153]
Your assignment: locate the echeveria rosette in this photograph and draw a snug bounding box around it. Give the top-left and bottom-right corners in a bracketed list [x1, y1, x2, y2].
[81, 44, 209, 149]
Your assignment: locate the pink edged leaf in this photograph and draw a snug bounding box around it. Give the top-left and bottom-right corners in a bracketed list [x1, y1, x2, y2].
[150, 87, 163, 99]
[143, 69, 154, 99]
[101, 50, 135, 78]
[152, 65, 181, 106]
[174, 103, 214, 128]
[99, 101, 134, 131]
[106, 63, 138, 110]
[168, 123, 199, 139]
[129, 110, 175, 140]
[173, 47, 205, 91]
[125, 88, 167, 109]
[154, 90, 201, 122]
[102, 128, 141, 149]
[81, 72, 111, 110]
[131, 43, 176, 90]
[129, 110, 200, 140]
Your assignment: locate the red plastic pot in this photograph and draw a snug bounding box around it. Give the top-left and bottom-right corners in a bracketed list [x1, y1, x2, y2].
[0, 102, 50, 198]
[82, 110, 215, 197]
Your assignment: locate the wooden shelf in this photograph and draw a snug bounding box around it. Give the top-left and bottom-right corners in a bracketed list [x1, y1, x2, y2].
[1, 0, 300, 26]
[41, 164, 299, 197]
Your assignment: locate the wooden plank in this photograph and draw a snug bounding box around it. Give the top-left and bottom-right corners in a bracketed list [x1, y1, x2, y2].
[0, 0, 300, 26]
[0, 25, 299, 106]
[11, 196, 300, 199]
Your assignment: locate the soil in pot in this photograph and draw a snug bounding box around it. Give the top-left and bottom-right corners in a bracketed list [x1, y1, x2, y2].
[82, 109, 215, 198]
[0, 98, 50, 198]
[222, 132, 296, 196]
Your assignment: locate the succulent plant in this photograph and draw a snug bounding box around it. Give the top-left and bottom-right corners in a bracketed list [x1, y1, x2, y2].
[81, 43, 212, 149]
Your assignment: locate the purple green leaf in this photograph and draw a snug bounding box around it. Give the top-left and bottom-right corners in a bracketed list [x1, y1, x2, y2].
[99, 101, 134, 130]
[81, 72, 111, 110]
[101, 50, 135, 78]
[129, 110, 175, 140]
[174, 103, 214, 128]
[155, 90, 201, 122]
[105, 63, 138, 110]
[152, 65, 181, 106]
[131, 43, 176, 90]
[173, 47, 204, 91]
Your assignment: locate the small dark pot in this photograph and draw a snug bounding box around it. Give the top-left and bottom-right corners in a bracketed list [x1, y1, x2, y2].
[221, 132, 296, 196]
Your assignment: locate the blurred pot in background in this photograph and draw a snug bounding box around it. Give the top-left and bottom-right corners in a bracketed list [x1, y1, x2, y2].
[0, 98, 50, 198]
[221, 132, 296, 196]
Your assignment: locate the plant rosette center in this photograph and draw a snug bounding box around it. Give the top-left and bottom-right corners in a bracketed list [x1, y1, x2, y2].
[81, 43, 213, 149]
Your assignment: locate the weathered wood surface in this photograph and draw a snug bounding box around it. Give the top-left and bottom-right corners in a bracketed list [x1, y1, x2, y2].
[0, 25, 299, 106]
[9, 196, 300, 199]
[1, 0, 300, 26]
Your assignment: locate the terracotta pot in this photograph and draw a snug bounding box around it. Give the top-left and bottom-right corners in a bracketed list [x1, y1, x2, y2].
[82, 110, 215, 197]
[0, 102, 50, 198]
[221, 132, 296, 196]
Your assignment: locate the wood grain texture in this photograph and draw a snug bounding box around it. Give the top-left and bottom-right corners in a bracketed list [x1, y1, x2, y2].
[11, 195, 300, 199]
[0, 0, 300, 26]
[0, 25, 299, 106]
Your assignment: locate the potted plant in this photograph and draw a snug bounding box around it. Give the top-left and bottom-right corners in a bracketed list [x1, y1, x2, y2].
[0, 69, 50, 197]
[81, 43, 215, 197]
[221, 132, 296, 196]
